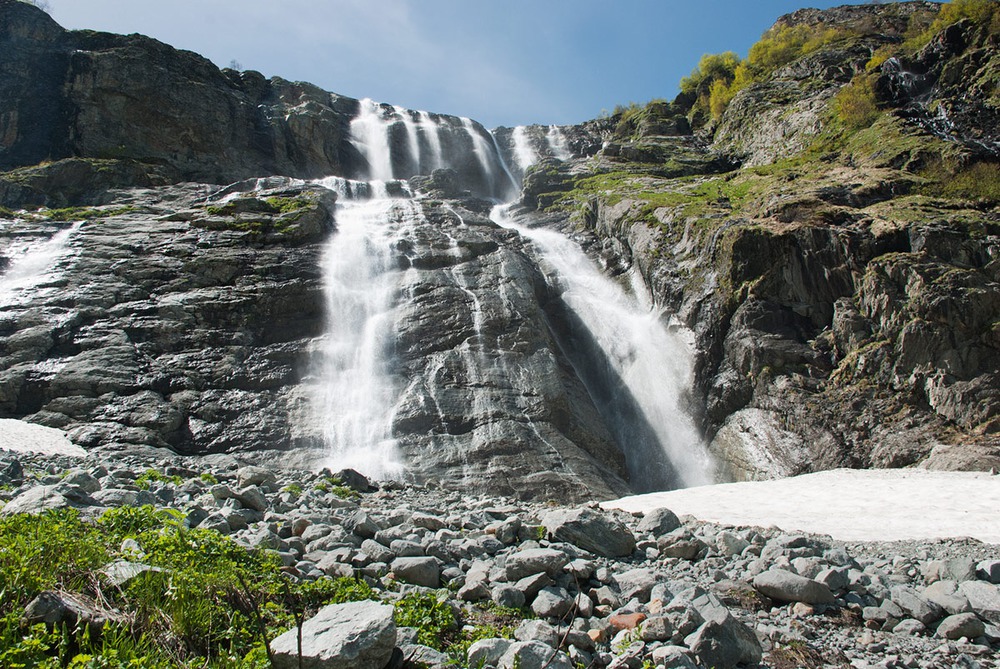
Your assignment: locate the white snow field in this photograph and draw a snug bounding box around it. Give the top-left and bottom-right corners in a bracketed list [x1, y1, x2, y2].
[0, 419, 86, 457]
[604, 468, 1000, 544]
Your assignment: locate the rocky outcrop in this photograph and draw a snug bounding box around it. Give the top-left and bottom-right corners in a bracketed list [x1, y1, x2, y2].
[520, 2, 1000, 480]
[0, 181, 333, 462]
[0, 0, 510, 199]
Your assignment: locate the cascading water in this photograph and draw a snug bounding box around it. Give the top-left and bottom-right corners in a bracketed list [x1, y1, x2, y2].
[511, 126, 538, 174]
[350, 98, 395, 181]
[0, 222, 83, 307]
[315, 193, 408, 479]
[546, 125, 573, 161]
[490, 205, 714, 490]
[315, 97, 713, 491]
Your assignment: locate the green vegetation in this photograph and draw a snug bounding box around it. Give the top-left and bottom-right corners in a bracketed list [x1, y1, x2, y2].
[200, 472, 219, 485]
[0, 506, 381, 667]
[35, 206, 136, 222]
[0, 206, 14, 218]
[392, 592, 456, 649]
[679, 22, 859, 124]
[133, 469, 183, 490]
[831, 74, 880, 130]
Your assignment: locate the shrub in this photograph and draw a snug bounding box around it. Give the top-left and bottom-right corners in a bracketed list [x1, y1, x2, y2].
[832, 74, 880, 129]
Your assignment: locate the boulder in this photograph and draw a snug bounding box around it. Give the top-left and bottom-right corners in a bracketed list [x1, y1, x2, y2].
[959, 581, 1000, 625]
[753, 569, 836, 605]
[269, 601, 396, 669]
[936, 613, 986, 640]
[684, 618, 763, 669]
[1, 484, 95, 515]
[505, 548, 570, 581]
[390, 557, 440, 588]
[891, 585, 945, 626]
[635, 507, 682, 536]
[541, 508, 635, 558]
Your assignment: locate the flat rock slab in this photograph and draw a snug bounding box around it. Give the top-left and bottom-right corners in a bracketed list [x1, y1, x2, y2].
[0, 419, 85, 456]
[270, 600, 396, 669]
[604, 469, 1000, 544]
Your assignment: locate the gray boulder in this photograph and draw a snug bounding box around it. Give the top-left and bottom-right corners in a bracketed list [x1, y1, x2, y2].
[922, 580, 972, 615]
[936, 612, 986, 640]
[541, 508, 635, 558]
[390, 557, 440, 589]
[977, 560, 1000, 584]
[269, 601, 396, 669]
[753, 569, 836, 605]
[891, 585, 945, 626]
[960, 581, 1000, 624]
[23, 591, 117, 635]
[531, 586, 573, 618]
[636, 507, 682, 536]
[684, 618, 762, 669]
[613, 568, 661, 603]
[1, 484, 95, 515]
[505, 547, 570, 581]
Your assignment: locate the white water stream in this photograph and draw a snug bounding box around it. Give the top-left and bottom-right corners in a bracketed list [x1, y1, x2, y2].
[315, 196, 407, 479]
[0, 222, 83, 307]
[317, 100, 713, 490]
[490, 205, 713, 489]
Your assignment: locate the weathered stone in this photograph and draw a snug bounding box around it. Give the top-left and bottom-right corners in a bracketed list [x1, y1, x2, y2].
[505, 547, 569, 581]
[613, 568, 661, 603]
[541, 508, 635, 558]
[753, 569, 836, 605]
[977, 560, 1000, 585]
[936, 613, 986, 640]
[23, 591, 117, 633]
[959, 581, 1000, 625]
[684, 618, 763, 669]
[1, 484, 95, 515]
[891, 585, 945, 626]
[270, 601, 396, 669]
[923, 580, 972, 615]
[390, 557, 440, 589]
[635, 507, 682, 536]
[531, 586, 573, 618]
[515, 572, 554, 602]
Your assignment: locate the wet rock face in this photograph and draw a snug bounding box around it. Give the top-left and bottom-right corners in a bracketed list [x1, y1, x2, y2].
[0, 181, 332, 461]
[349, 199, 632, 501]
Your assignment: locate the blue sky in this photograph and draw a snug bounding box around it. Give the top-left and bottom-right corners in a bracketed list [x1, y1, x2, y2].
[44, 0, 851, 128]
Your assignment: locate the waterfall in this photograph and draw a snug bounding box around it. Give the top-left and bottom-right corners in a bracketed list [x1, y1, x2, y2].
[490, 205, 714, 490]
[315, 196, 408, 479]
[394, 106, 422, 175]
[321, 98, 712, 491]
[511, 126, 539, 174]
[546, 125, 572, 161]
[0, 222, 83, 307]
[350, 98, 395, 181]
[418, 111, 445, 173]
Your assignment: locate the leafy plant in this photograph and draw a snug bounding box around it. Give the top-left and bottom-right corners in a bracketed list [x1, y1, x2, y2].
[133, 469, 182, 490]
[393, 592, 457, 649]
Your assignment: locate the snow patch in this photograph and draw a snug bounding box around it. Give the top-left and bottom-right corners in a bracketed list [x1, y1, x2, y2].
[603, 468, 1000, 544]
[0, 419, 85, 457]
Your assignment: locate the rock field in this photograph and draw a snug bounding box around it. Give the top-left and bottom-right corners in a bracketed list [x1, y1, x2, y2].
[2, 446, 998, 669]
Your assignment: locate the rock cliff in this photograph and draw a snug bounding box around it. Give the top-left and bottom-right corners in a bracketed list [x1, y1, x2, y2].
[1, 0, 998, 498]
[520, 1, 1000, 479]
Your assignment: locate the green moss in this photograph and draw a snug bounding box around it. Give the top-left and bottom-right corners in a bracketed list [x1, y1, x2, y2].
[36, 205, 136, 221]
[264, 196, 311, 214]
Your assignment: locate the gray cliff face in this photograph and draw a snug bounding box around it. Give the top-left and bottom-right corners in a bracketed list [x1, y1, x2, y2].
[0, 182, 332, 459]
[0, 0, 508, 199]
